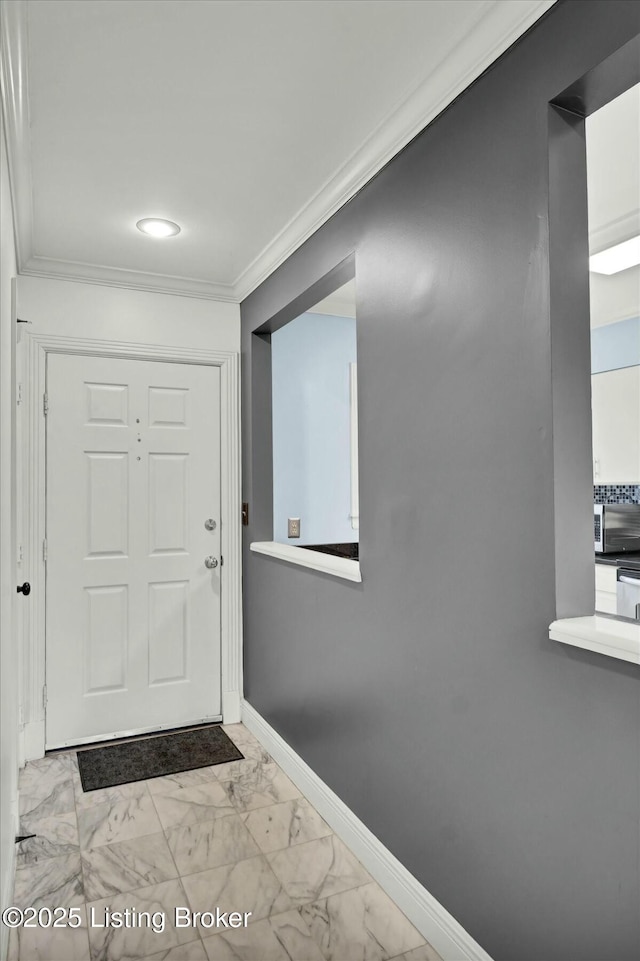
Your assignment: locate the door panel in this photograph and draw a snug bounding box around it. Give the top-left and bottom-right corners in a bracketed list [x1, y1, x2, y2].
[148, 386, 188, 427]
[86, 452, 129, 556]
[149, 453, 188, 553]
[46, 353, 221, 747]
[85, 381, 129, 425]
[84, 585, 128, 693]
[148, 580, 189, 684]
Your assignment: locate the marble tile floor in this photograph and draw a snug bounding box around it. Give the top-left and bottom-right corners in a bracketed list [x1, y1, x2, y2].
[8, 724, 442, 961]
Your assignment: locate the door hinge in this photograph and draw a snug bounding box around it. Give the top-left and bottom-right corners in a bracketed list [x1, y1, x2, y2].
[220, 555, 224, 567]
[242, 502, 249, 526]
[17, 544, 23, 566]
[17, 383, 22, 406]
[42, 538, 48, 562]
[42, 685, 47, 708]
[43, 393, 49, 415]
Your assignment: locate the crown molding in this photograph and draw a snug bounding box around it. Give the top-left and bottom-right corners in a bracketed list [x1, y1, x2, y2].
[2, 0, 555, 305]
[233, 0, 556, 300]
[21, 255, 237, 302]
[0, 0, 34, 270]
[589, 208, 640, 254]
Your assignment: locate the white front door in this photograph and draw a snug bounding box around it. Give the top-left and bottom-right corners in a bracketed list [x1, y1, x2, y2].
[45, 353, 222, 748]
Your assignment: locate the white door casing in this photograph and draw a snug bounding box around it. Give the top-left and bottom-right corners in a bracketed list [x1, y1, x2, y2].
[20, 334, 242, 758]
[46, 354, 222, 747]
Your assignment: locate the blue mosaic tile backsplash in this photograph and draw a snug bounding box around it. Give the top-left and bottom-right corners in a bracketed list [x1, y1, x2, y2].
[594, 484, 640, 505]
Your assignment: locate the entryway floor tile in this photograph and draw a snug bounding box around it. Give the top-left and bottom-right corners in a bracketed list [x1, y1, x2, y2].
[17, 810, 80, 865]
[266, 834, 372, 905]
[241, 796, 332, 854]
[300, 881, 426, 961]
[165, 813, 259, 876]
[7, 908, 90, 961]
[152, 780, 235, 831]
[81, 831, 178, 902]
[221, 763, 302, 813]
[13, 851, 84, 910]
[77, 794, 161, 850]
[12, 724, 442, 961]
[86, 878, 198, 960]
[140, 943, 209, 961]
[390, 944, 444, 961]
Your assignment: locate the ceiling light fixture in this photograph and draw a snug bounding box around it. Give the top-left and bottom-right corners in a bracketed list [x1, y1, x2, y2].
[136, 218, 181, 238]
[589, 235, 640, 275]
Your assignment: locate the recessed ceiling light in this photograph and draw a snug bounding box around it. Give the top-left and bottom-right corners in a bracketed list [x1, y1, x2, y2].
[589, 235, 640, 275]
[136, 218, 181, 238]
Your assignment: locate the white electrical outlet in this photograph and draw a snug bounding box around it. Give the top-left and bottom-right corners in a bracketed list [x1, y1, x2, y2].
[288, 517, 301, 538]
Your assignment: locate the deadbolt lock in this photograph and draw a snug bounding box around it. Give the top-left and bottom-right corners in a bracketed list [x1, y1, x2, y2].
[204, 518, 217, 531]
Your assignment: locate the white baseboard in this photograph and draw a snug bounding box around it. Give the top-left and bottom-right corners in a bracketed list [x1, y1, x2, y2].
[241, 700, 493, 961]
[22, 719, 44, 761]
[222, 690, 242, 725]
[0, 808, 18, 961]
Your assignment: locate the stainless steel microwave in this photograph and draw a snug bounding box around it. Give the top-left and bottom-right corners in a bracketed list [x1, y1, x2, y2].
[594, 504, 640, 554]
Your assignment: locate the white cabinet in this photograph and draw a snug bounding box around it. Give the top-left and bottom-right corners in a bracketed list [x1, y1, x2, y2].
[591, 366, 640, 484]
[595, 563, 617, 614]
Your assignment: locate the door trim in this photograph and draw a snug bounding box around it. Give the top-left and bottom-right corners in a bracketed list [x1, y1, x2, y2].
[21, 332, 242, 758]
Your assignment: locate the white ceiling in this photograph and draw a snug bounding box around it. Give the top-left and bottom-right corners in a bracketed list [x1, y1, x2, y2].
[1, 0, 554, 302]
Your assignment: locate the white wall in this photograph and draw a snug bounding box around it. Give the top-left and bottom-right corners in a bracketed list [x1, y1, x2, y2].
[0, 111, 19, 959]
[589, 240, 639, 486]
[590, 316, 640, 372]
[272, 311, 357, 545]
[17, 276, 240, 350]
[592, 366, 640, 484]
[590, 267, 640, 327]
[14, 276, 240, 761]
[586, 84, 640, 246]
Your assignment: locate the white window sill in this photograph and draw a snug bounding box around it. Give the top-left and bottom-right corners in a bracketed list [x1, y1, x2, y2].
[549, 615, 640, 665]
[250, 541, 362, 583]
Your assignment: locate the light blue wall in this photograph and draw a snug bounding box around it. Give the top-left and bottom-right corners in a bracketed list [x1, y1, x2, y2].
[272, 312, 357, 545]
[591, 316, 640, 373]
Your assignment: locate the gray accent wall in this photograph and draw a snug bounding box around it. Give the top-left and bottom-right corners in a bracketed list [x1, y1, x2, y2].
[240, 4, 640, 959]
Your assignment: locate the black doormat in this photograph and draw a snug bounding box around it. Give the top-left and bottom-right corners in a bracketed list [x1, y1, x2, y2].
[77, 725, 244, 792]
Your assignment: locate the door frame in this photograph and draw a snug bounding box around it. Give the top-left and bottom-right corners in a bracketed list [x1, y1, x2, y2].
[20, 331, 242, 759]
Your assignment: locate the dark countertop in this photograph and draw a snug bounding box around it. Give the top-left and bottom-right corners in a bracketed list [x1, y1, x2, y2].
[595, 551, 640, 570]
[302, 543, 359, 560]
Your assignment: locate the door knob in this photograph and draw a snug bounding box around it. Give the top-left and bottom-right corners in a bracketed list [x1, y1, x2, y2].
[204, 556, 218, 569]
[17, 582, 31, 596]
